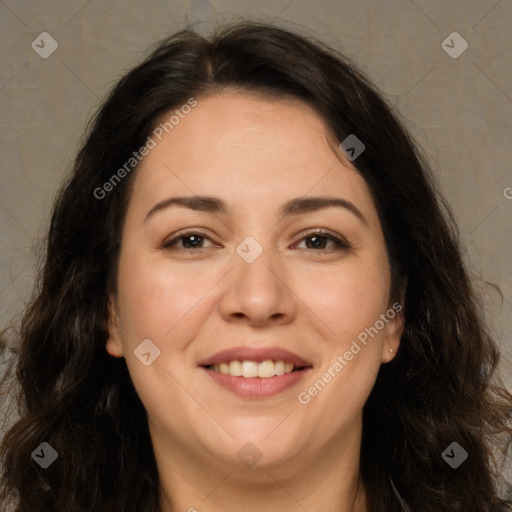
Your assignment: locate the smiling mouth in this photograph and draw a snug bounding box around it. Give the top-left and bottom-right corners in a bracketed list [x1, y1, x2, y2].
[204, 360, 307, 378]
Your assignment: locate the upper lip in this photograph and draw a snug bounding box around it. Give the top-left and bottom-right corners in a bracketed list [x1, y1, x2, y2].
[198, 346, 312, 368]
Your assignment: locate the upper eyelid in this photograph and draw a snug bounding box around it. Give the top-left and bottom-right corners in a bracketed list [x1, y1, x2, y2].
[292, 227, 350, 243]
[293, 232, 351, 250]
[163, 229, 217, 247]
[294, 228, 345, 239]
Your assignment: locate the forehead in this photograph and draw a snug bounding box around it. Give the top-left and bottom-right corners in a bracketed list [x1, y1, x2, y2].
[127, 91, 376, 224]
[150, 91, 338, 166]
[173, 90, 328, 134]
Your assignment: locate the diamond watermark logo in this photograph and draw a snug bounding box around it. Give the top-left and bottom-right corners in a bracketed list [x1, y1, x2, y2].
[339, 134, 365, 161]
[441, 32, 468, 59]
[442, 442, 468, 469]
[31, 32, 58, 59]
[236, 236, 263, 264]
[31, 442, 58, 469]
[134, 338, 161, 366]
[237, 442, 263, 468]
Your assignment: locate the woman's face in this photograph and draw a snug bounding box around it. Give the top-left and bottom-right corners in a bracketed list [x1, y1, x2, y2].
[107, 91, 403, 475]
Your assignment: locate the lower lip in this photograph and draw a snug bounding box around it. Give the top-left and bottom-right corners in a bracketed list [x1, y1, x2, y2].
[202, 367, 311, 399]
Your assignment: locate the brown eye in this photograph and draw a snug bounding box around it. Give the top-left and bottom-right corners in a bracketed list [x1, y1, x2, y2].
[295, 231, 350, 251]
[180, 234, 205, 249]
[163, 231, 216, 251]
[304, 235, 329, 249]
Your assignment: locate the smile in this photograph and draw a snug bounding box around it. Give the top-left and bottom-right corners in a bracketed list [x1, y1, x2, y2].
[198, 346, 313, 398]
[207, 359, 299, 378]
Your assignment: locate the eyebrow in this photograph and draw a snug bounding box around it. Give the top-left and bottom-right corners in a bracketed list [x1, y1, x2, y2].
[145, 196, 227, 222]
[280, 197, 367, 225]
[144, 195, 367, 225]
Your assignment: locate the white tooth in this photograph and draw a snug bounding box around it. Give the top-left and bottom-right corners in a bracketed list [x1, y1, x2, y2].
[275, 360, 285, 376]
[229, 360, 242, 376]
[213, 360, 295, 377]
[258, 360, 276, 378]
[241, 360, 258, 378]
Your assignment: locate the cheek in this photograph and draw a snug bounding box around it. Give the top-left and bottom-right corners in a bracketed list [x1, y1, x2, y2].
[293, 256, 391, 343]
[115, 251, 219, 343]
[294, 259, 391, 418]
[114, 253, 219, 424]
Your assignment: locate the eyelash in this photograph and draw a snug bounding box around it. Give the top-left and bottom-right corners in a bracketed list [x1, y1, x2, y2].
[162, 229, 351, 252]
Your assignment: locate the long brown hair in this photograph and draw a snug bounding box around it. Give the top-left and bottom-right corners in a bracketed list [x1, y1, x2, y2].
[1, 21, 511, 511]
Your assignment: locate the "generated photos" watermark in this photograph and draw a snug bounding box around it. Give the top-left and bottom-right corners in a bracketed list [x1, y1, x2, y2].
[93, 98, 198, 200]
[297, 302, 403, 405]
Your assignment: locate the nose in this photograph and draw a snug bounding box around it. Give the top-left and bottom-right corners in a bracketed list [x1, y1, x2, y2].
[219, 247, 297, 327]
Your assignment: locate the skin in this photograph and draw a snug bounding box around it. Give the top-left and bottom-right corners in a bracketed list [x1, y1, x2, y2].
[106, 90, 405, 512]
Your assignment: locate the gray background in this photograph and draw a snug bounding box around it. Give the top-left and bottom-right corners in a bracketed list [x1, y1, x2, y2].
[0, 3, 511, 388]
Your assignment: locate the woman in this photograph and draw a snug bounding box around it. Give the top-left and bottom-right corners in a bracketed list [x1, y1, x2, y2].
[1, 21, 511, 512]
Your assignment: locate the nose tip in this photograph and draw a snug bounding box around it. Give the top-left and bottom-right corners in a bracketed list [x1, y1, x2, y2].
[219, 248, 296, 327]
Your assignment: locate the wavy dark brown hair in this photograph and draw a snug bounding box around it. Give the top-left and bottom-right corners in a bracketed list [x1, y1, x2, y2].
[1, 21, 511, 512]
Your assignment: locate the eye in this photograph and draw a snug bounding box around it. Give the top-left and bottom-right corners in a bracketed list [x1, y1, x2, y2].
[162, 231, 218, 251]
[294, 230, 350, 251]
